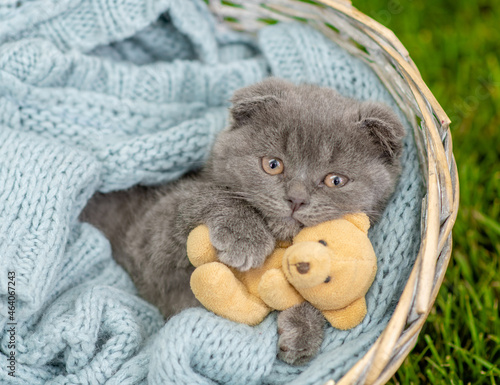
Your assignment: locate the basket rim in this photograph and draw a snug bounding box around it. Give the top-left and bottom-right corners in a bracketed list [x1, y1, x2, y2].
[316, 2, 459, 384]
[208, 1, 460, 384]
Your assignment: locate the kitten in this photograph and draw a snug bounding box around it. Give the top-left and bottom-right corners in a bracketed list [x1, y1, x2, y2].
[80, 78, 405, 365]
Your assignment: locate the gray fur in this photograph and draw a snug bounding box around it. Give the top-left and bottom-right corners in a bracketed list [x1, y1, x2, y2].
[277, 303, 325, 366]
[80, 78, 404, 365]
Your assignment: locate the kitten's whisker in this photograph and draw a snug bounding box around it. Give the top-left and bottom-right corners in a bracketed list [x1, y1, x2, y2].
[216, 191, 253, 198]
[214, 191, 255, 204]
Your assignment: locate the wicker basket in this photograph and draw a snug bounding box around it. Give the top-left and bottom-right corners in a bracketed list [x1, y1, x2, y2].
[207, 1, 459, 384]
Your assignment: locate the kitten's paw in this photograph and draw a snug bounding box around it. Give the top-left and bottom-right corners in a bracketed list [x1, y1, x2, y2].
[277, 302, 325, 366]
[209, 215, 275, 271]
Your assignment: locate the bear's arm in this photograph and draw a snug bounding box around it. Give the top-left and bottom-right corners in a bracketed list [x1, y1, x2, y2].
[187, 225, 218, 267]
[258, 269, 304, 310]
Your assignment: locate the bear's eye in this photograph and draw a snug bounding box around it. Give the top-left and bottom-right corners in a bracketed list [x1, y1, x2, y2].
[324, 276, 331, 283]
[262, 156, 284, 175]
[318, 240, 327, 246]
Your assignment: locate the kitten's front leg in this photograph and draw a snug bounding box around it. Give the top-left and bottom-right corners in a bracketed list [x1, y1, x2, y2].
[175, 183, 276, 272]
[205, 204, 276, 271]
[277, 302, 326, 366]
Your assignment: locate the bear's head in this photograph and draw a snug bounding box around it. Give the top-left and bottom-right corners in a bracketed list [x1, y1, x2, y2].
[283, 213, 377, 311]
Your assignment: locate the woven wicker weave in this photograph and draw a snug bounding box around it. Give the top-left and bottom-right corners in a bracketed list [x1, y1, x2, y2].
[207, 1, 460, 384]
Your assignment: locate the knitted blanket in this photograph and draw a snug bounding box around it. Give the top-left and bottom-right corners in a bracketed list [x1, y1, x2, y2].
[0, 1, 423, 384]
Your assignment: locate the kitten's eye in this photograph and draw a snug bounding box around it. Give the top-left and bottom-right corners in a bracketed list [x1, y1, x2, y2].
[262, 156, 284, 175]
[324, 276, 332, 283]
[324, 173, 349, 188]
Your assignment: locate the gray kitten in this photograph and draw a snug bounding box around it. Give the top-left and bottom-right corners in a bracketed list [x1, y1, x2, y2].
[80, 78, 405, 366]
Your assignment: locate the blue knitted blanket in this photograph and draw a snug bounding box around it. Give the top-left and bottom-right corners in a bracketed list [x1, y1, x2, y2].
[0, 1, 422, 384]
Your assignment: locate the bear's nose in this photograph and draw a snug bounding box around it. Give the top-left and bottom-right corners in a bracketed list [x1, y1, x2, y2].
[296, 262, 310, 274]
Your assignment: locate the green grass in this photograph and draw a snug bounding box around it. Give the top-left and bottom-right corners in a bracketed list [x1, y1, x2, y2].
[352, 0, 500, 383]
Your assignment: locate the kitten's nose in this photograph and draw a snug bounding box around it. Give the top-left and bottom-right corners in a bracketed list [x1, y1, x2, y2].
[288, 197, 306, 213]
[287, 181, 308, 213]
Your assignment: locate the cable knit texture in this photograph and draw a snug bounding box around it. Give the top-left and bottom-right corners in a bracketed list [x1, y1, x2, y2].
[0, 1, 423, 384]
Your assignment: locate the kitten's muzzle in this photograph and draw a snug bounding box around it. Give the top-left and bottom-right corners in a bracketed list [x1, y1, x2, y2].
[287, 180, 309, 214]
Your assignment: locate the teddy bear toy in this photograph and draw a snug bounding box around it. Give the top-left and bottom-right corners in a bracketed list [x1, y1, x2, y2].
[187, 213, 377, 330]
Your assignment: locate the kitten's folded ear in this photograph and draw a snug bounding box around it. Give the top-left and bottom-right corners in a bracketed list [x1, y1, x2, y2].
[230, 78, 292, 129]
[358, 102, 405, 160]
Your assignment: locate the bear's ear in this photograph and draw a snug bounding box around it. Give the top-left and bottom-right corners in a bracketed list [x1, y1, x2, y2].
[343, 213, 370, 233]
[229, 78, 291, 129]
[357, 102, 405, 160]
